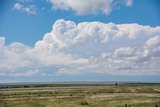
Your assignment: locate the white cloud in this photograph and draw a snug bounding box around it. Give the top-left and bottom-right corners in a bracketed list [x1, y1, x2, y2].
[0, 37, 5, 46]
[145, 35, 160, 49]
[0, 69, 40, 77]
[0, 41, 31, 70]
[36, 19, 160, 55]
[124, 0, 133, 6]
[0, 19, 160, 77]
[114, 47, 134, 58]
[9, 69, 40, 77]
[49, 0, 134, 15]
[13, 3, 37, 15]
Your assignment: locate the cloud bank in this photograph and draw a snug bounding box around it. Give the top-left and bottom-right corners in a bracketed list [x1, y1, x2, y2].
[0, 19, 160, 77]
[49, 0, 134, 15]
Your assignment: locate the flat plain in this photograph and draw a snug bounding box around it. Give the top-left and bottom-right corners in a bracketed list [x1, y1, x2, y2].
[0, 82, 160, 107]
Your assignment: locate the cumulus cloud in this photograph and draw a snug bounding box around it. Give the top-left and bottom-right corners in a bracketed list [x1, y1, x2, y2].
[49, 0, 134, 15]
[0, 40, 31, 70]
[13, 3, 37, 15]
[36, 19, 160, 56]
[0, 19, 160, 77]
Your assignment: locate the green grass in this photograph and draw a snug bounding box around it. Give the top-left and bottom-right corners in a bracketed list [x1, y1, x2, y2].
[0, 83, 160, 107]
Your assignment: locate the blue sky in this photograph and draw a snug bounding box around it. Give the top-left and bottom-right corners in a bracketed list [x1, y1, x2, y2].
[0, 0, 160, 82]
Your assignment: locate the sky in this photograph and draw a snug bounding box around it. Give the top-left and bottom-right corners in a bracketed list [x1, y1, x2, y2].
[0, 0, 160, 83]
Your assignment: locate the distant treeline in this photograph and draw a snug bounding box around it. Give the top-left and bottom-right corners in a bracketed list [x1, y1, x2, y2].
[0, 82, 160, 89]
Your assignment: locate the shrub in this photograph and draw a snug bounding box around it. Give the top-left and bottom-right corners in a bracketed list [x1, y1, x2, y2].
[80, 101, 89, 105]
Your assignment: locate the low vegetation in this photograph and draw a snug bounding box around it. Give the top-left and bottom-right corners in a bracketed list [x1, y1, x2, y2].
[0, 82, 160, 107]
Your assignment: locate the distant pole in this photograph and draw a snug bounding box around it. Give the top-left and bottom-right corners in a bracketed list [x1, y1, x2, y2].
[115, 83, 118, 91]
[115, 83, 118, 86]
[125, 104, 127, 107]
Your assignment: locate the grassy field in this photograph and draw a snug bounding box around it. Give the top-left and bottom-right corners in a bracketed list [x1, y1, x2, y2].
[0, 82, 160, 107]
